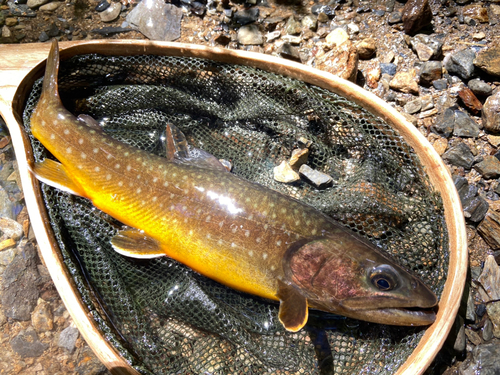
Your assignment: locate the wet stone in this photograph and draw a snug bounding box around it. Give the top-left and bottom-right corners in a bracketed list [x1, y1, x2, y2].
[356, 37, 376, 59]
[58, 325, 79, 353]
[38, 30, 49, 41]
[1, 242, 39, 321]
[95, 0, 110, 12]
[477, 303, 487, 318]
[464, 328, 482, 346]
[32, 299, 53, 332]
[100, 2, 121, 23]
[444, 48, 477, 81]
[466, 292, 476, 321]
[402, 0, 432, 35]
[478, 210, 500, 249]
[387, 11, 402, 24]
[483, 319, 494, 341]
[474, 43, 500, 78]
[442, 142, 474, 169]
[126, 0, 182, 41]
[299, 165, 333, 190]
[483, 91, 500, 134]
[0, 187, 14, 219]
[237, 24, 263, 45]
[419, 61, 442, 86]
[234, 8, 259, 26]
[285, 16, 301, 35]
[315, 40, 358, 82]
[38, 1, 62, 11]
[274, 160, 300, 183]
[311, 4, 335, 17]
[468, 79, 492, 97]
[301, 14, 317, 31]
[454, 324, 466, 352]
[474, 156, 500, 179]
[0, 217, 23, 240]
[10, 327, 48, 357]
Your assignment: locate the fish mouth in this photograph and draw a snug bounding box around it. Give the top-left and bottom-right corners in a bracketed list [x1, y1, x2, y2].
[355, 306, 437, 326]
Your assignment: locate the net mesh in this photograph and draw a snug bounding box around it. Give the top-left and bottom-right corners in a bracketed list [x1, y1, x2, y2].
[22, 52, 448, 375]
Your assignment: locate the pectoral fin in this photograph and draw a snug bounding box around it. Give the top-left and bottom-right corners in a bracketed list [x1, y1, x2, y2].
[111, 229, 165, 259]
[277, 279, 309, 332]
[31, 159, 86, 197]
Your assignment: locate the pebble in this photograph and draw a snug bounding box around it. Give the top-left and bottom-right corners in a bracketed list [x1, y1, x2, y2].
[311, 4, 335, 17]
[478, 210, 500, 249]
[38, 1, 62, 11]
[58, 325, 79, 353]
[474, 43, 500, 78]
[364, 62, 381, 89]
[277, 43, 300, 62]
[99, 2, 121, 23]
[454, 109, 480, 138]
[8, 2, 36, 16]
[10, 328, 48, 358]
[285, 16, 301, 35]
[237, 24, 263, 45]
[404, 98, 421, 114]
[301, 14, 317, 31]
[94, 0, 110, 12]
[475, 156, 500, 179]
[402, 0, 432, 35]
[483, 319, 494, 341]
[356, 37, 376, 59]
[1, 242, 39, 321]
[126, 0, 182, 41]
[462, 4, 489, 23]
[459, 341, 500, 375]
[421, 94, 434, 111]
[477, 256, 500, 337]
[468, 79, 492, 97]
[289, 148, 309, 170]
[325, 27, 349, 47]
[380, 63, 397, 76]
[455, 177, 489, 222]
[26, 0, 47, 6]
[2, 25, 11, 38]
[442, 142, 474, 169]
[0, 187, 14, 219]
[432, 137, 448, 155]
[32, 299, 53, 332]
[464, 328, 482, 346]
[410, 34, 443, 62]
[444, 48, 477, 81]
[0, 217, 23, 241]
[453, 319, 466, 352]
[233, 8, 259, 26]
[315, 40, 358, 82]
[265, 30, 280, 43]
[274, 160, 300, 183]
[433, 78, 448, 91]
[458, 87, 482, 115]
[299, 164, 333, 190]
[483, 91, 500, 134]
[387, 11, 402, 24]
[389, 69, 419, 94]
[419, 61, 442, 86]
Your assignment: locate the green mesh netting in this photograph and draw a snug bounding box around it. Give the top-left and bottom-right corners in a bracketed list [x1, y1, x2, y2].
[23, 52, 448, 375]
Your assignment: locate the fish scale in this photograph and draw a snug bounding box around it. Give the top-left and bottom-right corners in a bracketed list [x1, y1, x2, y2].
[29, 39, 438, 332]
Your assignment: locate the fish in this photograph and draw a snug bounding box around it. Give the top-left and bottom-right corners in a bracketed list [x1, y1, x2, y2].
[29, 40, 438, 332]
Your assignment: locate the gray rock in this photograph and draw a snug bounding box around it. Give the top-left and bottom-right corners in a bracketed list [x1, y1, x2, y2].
[483, 319, 494, 341]
[455, 178, 489, 222]
[411, 34, 443, 61]
[454, 324, 466, 352]
[483, 91, 500, 134]
[299, 165, 333, 190]
[380, 63, 397, 76]
[387, 11, 402, 24]
[1, 242, 39, 321]
[58, 325, 79, 353]
[285, 16, 301, 35]
[38, 30, 49, 42]
[0, 187, 14, 219]
[466, 292, 476, 322]
[278, 43, 301, 62]
[38, 1, 61, 11]
[301, 14, 317, 31]
[444, 48, 477, 81]
[454, 110, 480, 138]
[233, 8, 259, 26]
[474, 156, 500, 179]
[404, 98, 422, 114]
[459, 342, 500, 375]
[442, 143, 474, 169]
[468, 79, 492, 97]
[432, 107, 456, 137]
[99, 2, 121, 23]
[311, 4, 335, 17]
[26, 0, 48, 8]
[419, 61, 442, 86]
[7, 1, 36, 16]
[421, 94, 434, 111]
[126, 0, 182, 41]
[237, 24, 263, 45]
[478, 211, 500, 250]
[0, 217, 23, 240]
[433, 78, 448, 90]
[10, 328, 48, 357]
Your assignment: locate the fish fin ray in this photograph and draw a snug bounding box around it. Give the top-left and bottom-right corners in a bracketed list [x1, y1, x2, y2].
[277, 279, 308, 332]
[77, 114, 103, 131]
[31, 159, 86, 197]
[111, 229, 165, 259]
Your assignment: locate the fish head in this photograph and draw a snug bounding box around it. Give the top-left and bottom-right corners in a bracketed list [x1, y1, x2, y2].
[283, 234, 438, 326]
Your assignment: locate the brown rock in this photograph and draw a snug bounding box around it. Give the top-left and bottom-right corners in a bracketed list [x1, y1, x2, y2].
[458, 87, 482, 115]
[315, 40, 358, 82]
[273, 160, 300, 183]
[474, 43, 500, 78]
[356, 37, 377, 59]
[364, 62, 381, 89]
[31, 299, 54, 332]
[474, 156, 500, 179]
[402, 0, 432, 35]
[479, 210, 500, 249]
[289, 148, 309, 170]
[432, 137, 448, 155]
[389, 69, 419, 94]
[462, 4, 489, 23]
[483, 91, 500, 133]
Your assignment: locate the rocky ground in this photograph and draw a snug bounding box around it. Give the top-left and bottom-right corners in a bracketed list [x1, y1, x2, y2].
[1, 0, 500, 374]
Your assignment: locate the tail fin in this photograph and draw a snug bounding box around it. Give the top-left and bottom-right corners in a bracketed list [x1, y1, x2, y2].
[41, 39, 60, 102]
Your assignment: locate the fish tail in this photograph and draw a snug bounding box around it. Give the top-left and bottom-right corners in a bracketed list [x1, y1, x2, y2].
[41, 39, 61, 104]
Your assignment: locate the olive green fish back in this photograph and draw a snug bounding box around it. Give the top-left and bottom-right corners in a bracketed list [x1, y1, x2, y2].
[23, 53, 448, 375]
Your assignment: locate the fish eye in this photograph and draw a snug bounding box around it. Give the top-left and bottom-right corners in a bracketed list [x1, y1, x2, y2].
[370, 265, 398, 291]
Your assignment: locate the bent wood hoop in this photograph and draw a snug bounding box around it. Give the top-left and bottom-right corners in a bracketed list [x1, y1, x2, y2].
[0, 40, 467, 375]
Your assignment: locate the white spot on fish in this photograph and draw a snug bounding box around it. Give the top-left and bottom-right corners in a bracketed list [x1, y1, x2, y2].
[78, 138, 84, 145]
[206, 234, 211, 239]
[270, 265, 276, 271]
[136, 175, 141, 179]
[263, 253, 268, 260]
[126, 165, 131, 171]
[219, 221, 224, 228]
[306, 220, 311, 226]
[245, 230, 250, 237]
[189, 230, 193, 236]
[170, 205, 175, 210]
[115, 164, 120, 169]
[41, 120, 46, 126]
[93, 148, 99, 154]
[153, 177, 158, 183]
[256, 237, 261, 243]
[106, 174, 112, 180]
[218, 239, 223, 245]
[152, 196, 157, 202]
[263, 224, 269, 230]
[89, 130, 96, 134]
[271, 213, 276, 219]
[248, 250, 253, 256]
[311, 229, 317, 235]
[164, 181, 169, 187]
[66, 147, 72, 154]
[295, 220, 300, 226]
[106, 154, 112, 160]
[281, 208, 287, 214]
[63, 129, 70, 135]
[248, 214, 253, 220]
[183, 175, 188, 180]
[232, 227, 237, 233]
[81, 152, 87, 159]
[231, 242, 236, 248]
[172, 173, 177, 178]
[206, 216, 211, 222]
[124, 152, 129, 157]
[50, 134, 56, 140]
[94, 167, 100, 172]
[136, 188, 142, 194]
[276, 240, 282, 246]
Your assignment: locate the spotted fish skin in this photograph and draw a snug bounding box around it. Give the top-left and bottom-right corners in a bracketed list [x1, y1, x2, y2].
[30, 40, 438, 331]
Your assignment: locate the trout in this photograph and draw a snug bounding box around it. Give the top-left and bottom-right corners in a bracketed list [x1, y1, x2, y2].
[30, 40, 437, 331]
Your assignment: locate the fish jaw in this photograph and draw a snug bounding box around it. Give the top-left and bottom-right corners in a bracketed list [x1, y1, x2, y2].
[283, 234, 438, 326]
